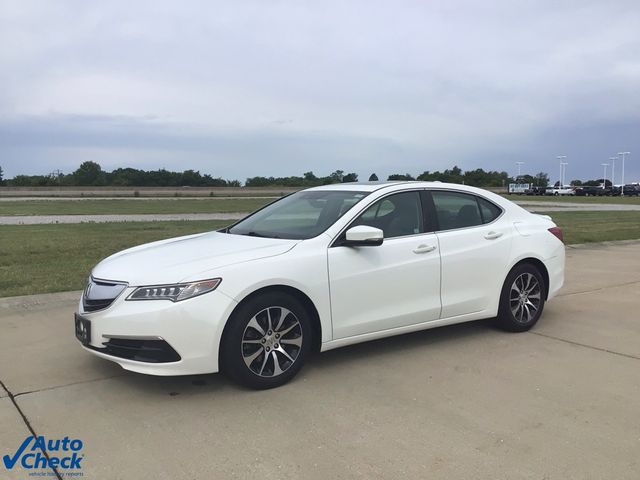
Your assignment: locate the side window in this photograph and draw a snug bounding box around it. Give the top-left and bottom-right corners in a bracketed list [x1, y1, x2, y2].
[353, 192, 424, 239]
[477, 197, 502, 223]
[431, 191, 482, 230]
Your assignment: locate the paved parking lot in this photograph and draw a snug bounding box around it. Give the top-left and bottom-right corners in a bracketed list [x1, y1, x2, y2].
[1, 242, 639, 479]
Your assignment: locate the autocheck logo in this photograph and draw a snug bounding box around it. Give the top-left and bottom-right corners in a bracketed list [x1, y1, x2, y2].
[3, 435, 84, 472]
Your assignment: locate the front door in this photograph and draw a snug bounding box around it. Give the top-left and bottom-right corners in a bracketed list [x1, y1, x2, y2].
[328, 191, 442, 339]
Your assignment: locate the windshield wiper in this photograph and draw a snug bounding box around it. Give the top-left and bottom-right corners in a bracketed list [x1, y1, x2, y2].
[244, 231, 280, 239]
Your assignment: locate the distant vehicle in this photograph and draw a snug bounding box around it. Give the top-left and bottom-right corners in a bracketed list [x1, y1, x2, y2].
[508, 183, 530, 195]
[524, 186, 546, 196]
[546, 187, 575, 196]
[574, 186, 606, 196]
[626, 185, 640, 196]
[613, 185, 640, 196]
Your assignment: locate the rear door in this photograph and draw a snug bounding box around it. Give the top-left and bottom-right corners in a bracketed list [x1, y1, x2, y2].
[327, 190, 441, 339]
[428, 190, 513, 318]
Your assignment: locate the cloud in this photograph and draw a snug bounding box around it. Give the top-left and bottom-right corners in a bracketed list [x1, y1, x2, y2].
[0, 0, 639, 181]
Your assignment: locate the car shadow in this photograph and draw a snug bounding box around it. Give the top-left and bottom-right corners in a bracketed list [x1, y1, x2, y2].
[310, 318, 495, 370]
[101, 318, 498, 395]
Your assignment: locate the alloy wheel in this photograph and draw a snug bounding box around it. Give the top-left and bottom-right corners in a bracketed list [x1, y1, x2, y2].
[509, 273, 542, 324]
[241, 306, 303, 377]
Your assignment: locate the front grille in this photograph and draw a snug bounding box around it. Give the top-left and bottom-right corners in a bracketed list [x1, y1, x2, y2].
[91, 338, 181, 363]
[82, 278, 127, 312]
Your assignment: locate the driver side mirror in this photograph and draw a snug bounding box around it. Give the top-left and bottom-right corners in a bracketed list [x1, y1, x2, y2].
[342, 225, 384, 247]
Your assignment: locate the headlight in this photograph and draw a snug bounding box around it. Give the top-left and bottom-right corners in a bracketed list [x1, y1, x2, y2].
[127, 278, 221, 302]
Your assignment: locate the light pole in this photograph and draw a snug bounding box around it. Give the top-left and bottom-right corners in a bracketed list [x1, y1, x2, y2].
[515, 162, 524, 178]
[601, 163, 609, 188]
[557, 155, 567, 187]
[618, 152, 630, 196]
[609, 157, 617, 187]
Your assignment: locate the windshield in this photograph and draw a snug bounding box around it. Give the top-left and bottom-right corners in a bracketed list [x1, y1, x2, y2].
[228, 190, 369, 240]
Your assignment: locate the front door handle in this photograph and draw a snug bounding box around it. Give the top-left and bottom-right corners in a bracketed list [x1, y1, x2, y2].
[413, 244, 437, 254]
[484, 231, 503, 240]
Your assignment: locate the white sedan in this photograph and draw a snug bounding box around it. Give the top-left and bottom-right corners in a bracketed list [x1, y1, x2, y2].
[75, 182, 565, 389]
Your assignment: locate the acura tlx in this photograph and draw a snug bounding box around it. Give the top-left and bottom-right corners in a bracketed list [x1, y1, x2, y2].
[75, 182, 565, 389]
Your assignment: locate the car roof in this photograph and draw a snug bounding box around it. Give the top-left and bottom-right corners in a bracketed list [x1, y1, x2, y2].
[306, 180, 484, 194]
[305, 181, 406, 192]
[305, 181, 519, 211]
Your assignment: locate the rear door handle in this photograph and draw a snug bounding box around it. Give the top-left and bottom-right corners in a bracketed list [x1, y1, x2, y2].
[413, 244, 437, 254]
[484, 231, 503, 240]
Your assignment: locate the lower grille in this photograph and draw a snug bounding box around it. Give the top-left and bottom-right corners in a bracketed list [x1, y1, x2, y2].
[82, 298, 115, 312]
[91, 338, 181, 363]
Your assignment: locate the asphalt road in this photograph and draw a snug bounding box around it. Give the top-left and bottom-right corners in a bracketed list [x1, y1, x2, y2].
[1, 241, 639, 479]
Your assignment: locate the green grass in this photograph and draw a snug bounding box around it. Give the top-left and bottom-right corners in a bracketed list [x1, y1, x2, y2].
[504, 194, 640, 204]
[0, 198, 273, 216]
[541, 211, 640, 245]
[1, 211, 640, 297]
[0, 220, 233, 297]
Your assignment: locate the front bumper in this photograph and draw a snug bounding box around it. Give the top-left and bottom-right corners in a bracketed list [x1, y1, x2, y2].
[76, 288, 238, 376]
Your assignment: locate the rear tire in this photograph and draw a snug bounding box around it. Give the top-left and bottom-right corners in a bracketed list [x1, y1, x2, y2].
[496, 264, 546, 332]
[220, 292, 312, 389]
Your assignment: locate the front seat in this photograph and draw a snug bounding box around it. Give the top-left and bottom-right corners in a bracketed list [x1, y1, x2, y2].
[386, 197, 420, 237]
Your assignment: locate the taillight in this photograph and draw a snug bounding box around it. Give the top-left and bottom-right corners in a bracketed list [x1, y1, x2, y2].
[548, 227, 564, 243]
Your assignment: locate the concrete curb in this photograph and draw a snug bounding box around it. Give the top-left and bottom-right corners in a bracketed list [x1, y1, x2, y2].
[0, 291, 82, 311]
[566, 239, 640, 250]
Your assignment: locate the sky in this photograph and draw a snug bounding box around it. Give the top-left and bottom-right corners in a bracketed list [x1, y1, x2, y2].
[1, 0, 639, 184]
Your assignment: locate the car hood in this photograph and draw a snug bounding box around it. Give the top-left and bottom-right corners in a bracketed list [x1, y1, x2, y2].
[92, 231, 299, 285]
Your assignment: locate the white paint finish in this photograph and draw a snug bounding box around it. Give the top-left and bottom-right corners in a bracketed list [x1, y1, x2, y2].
[212, 236, 334, 344]
[92, 231, 298, 285]
[76, 181, 565, 375]
[436, 221, 514, 318]
[328, 233, 441, 338]
[80, 288, 238, 375]
[344, 225, 383, 242]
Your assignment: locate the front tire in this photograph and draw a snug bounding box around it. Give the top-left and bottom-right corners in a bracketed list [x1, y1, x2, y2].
[496, 264, 546, 332]
[220, 292, 312, 389]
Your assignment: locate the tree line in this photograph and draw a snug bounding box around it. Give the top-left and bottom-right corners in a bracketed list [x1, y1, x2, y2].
[1, 162, 241, 187]
[0, 161, 608, 189]
[245, 170, 358, 187]
[385, 167, 550, 188]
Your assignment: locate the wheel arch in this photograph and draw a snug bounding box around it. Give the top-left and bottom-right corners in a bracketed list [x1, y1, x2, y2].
[510, 257, 550, 299]
[220, 284, 323, 358]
